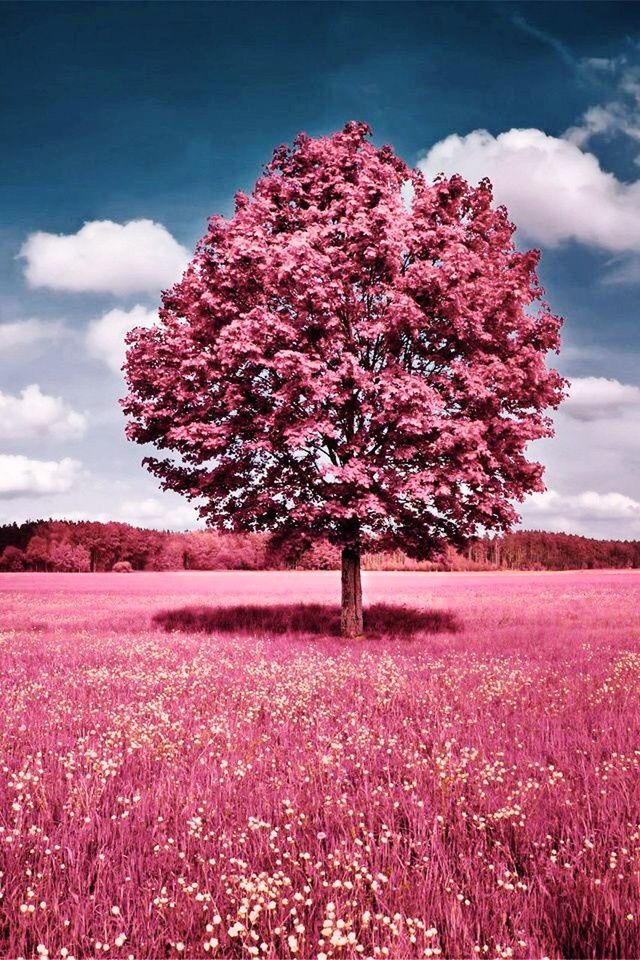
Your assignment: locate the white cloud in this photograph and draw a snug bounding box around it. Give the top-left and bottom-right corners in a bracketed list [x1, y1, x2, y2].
[524, 489, 640, 534]
[20, 219, 189, 296]
[0, 385, 87, 442]
[528, 489, 640, 519]
[565, 103, 640, 149]
[603, 255, 640, 284]
[564, 376, 640, 421]
[0, 318, 64, 353]
[518, 375, 640, 537]
[86, 304, 157, 373]
[576, 490, 640, 518]
[566, 57, 640, 150]
[418, 128, 640, 253]
[48, 509, 109, 522]
[119, 497, 201, 530]
[582, 57, 620, 73]
[0, 455, 82, 498]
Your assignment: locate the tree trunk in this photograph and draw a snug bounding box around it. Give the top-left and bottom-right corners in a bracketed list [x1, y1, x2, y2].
[341, 546, 363, 638]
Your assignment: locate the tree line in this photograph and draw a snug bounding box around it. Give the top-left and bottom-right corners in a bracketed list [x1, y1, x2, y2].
[0, 520, 638, 572]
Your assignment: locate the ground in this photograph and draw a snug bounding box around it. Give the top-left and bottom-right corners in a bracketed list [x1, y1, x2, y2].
[1, 570, 639, 959]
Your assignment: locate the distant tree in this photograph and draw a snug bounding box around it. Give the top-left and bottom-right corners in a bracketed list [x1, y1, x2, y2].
[77, 522, 104, 572]
[0, 521, 37, 553]
[26, 534, 51, 572]
[123, 121, 565, 636]
[152, 536, 187, 571]
[48, 540, 91, 572]
[124, 526, 159, 570]
[0, 545, 27, 571]
[295, 539, 341, 571]
[96, 523, 126, 571]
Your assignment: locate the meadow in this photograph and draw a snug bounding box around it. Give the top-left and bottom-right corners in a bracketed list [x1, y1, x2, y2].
[1, 570, 639, 960]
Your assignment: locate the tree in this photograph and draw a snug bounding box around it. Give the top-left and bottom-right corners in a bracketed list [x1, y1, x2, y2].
[26, 534, 51, 572]
[0, 545, 26, 571]
[122, 121, 565, 636]
[48, 540, 91, 572]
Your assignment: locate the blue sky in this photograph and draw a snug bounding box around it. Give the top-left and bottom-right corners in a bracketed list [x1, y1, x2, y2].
[1, 1, 640, 536]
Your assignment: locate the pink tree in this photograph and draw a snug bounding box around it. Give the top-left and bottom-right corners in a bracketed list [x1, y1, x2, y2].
[122, 122, 565, 637]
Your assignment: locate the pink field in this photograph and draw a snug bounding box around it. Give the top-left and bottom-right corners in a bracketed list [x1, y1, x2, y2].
[1, 571, 639, 960]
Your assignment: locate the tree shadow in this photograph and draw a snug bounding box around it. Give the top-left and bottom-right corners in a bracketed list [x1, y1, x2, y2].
[152, 602, 461, 638]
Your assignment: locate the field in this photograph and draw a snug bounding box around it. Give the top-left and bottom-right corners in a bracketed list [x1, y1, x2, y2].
[1, 570, 639, 960]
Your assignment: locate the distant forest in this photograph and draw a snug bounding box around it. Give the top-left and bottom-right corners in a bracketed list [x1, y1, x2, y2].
[1, 519, 639, 572]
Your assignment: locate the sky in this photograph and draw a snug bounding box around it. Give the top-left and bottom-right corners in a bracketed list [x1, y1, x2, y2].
[1, 0, 640, 538]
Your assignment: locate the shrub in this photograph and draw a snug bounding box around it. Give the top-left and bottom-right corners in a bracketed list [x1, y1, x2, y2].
[0, 545, 27, 572]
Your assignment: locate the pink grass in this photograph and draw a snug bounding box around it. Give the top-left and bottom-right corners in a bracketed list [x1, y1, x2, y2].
[1, 570, 639, 959]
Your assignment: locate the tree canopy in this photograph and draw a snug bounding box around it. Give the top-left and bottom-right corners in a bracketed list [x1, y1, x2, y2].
[122, 121, 565, 633]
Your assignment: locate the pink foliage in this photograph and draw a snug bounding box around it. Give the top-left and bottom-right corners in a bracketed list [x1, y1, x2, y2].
[3, 521, 640, 572]
[122, 122, 564, 559]
[0, 545, 26, 571]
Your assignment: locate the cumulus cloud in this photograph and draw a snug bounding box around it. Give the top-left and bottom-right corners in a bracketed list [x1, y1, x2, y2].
[119, 497, 201, 530]
[529, 489, 640, 519]
[86, 304, 157, 373]
[518, 371, 640, 537]
[564, 376, 640, 421]
[523, 489, 640, 535]
[0, 385, 87, 441]
[418, 128, 640, 253]
[0, 455, 82, 498]
[0, 318, 64, 353]
[20, 219, 189, 296]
